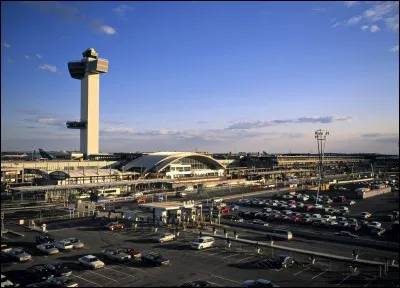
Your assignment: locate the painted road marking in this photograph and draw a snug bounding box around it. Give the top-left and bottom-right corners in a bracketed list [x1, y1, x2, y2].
[85, 270, 119, 282]
[71, 275, 103, 287]
[118, 263, 146, 273]
[311, 271, 326, 279]
[210, 274, 241, 284]
[235, 256, 255, 263]
[222, 254, 238, 259]
[337, 275, 350, 285]
[294, 267, 310, 275]
[364, 280, 373, 287]
[103, 266, 137, 278]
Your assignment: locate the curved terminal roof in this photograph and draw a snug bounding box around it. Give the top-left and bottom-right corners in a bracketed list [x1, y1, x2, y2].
[49, 168, 122, 179]
[122, 152, 225, 174]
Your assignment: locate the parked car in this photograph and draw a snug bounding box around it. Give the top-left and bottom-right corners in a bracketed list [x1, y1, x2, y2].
[334, 231, 359, 239]
[121, 247, 141, 259]
[154, 233, 176, 243]
[347, 200, 356, 206]
[54, 240, 73, 251]
[1, 274, 18, 288]
[101, 248, 132, 261]
[105, 222, 125, 230]
[176, 192, 187, 198]
[359, 212, 372, 219]
[78, 255, 105, 269]
[44, 263, 72, 277]
[35, 233, 55, 245]
[267, 255, 295, 269]
[348, 223, 361, 232]
[46, 276, 78, 288]
[241, 279, 278, 288]
[1, 244, 12, 254]
[252, 219, 268, 226]
[26, 265, 55, 282]
[231, 205, 240, 211]
[312, 219, 326, 227]
[63, 238, 84, 249]
[134, 197, 147, 204]
[2, 247, 31, 262]
[370, 228, 386, 236]
[181, 280, 212, 287]
[36, 244, 59, 255]
[141, 252, 169, 266]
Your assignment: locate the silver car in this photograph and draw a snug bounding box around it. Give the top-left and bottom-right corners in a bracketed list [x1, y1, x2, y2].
[101, 248, 132, 261]
[37, 243, 59, 255]
[3, 247, 32, 262]
[64, 238, 84, 249]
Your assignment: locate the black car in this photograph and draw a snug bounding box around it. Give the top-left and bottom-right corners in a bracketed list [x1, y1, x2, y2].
[35, 233, 55, 245]
[141, 252, 169, 266]
[267, 255, 295, 269]
[181, 280, 212, 287]
[44, 263, 72, 277]
[26, 265, 54, 282]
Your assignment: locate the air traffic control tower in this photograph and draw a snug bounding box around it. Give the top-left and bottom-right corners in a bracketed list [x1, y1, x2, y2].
[67, 48, 109, 157]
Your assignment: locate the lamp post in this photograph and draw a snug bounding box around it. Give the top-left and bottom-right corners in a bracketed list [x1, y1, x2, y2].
[315, 129, 329, 205]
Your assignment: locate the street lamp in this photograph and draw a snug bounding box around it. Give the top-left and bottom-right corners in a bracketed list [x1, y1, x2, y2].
[315, 129, 329, 205]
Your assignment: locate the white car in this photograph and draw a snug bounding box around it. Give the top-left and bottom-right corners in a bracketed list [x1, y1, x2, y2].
[78, 255, 105, 269]
[64, 238, 84, 249]
[154, 233, 176, 243]
[36, 243, 59, 255]
[76, 193, 90, 199]
[348, 200, 356, 206]
[282, 210, 293, 215]
[54, 240, 73, 251]
[359, 212, 372, 219]
[231, 205, 240, 211]
[368, 221, 382, 228]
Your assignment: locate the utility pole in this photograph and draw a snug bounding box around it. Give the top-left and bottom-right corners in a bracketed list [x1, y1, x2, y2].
[315, 129, 329, 205]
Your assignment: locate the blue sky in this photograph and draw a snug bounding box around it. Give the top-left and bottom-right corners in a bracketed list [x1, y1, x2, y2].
[1, 1, 399, 153]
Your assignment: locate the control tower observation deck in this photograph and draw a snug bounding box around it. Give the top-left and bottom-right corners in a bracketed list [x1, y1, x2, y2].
[67, 48, 109, 157]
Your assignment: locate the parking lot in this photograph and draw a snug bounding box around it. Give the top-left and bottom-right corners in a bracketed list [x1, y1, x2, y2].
[2, 218, 399, 287]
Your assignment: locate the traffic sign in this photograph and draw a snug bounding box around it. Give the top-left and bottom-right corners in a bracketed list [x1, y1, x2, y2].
[69, 204, 75, 211]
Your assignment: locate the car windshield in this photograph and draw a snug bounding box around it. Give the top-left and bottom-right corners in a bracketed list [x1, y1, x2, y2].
[13, 250, 24, 255]
[69, 239, 78, 243]
[45, 245, 55, 249]
[89, 257, 99, 262]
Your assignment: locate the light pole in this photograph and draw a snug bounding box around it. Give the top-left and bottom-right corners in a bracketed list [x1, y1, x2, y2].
[315, 129, 329, 205]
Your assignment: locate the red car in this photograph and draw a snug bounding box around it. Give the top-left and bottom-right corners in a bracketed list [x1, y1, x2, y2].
[135, 197, 146, 204]
[122, 247, 141, 259]
[304, 205, 315, 212]
[105, 222, 125, 230]
[219, 207, 232, 214]
[293, 216, 303, 223]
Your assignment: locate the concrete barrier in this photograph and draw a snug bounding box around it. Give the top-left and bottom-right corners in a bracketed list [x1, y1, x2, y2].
[219, 219, 399, 252]
[194, 231, 399, 269]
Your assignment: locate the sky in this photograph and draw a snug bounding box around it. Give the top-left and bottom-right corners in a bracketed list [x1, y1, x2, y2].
[1, 1, 399, 154]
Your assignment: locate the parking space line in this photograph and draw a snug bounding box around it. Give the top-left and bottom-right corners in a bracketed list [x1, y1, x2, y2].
[311, 271, 326, 279]
[210, 274, 241, 284]
[206, 281, 223, 287]
[85, 270, 119, 282]
[103, 266, 137, 278]
[71, 275, 103, 287]
[235, 256, 255, 263]
[364, 280, 373, 287]
[294, 267, 310, 275]
[337, 275, 350, 285]
[118, 263, 146, 273]
[222, 254, 238, 259]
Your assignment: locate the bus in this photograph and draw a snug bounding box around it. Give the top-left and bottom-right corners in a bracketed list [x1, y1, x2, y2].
[95, 188, 121, 198]
[265, 229, 293, 240]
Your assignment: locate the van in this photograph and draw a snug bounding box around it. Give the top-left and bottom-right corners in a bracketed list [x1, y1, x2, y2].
[265, 229, 293, 240]
[212, 198, 223, 204]
[191, 236, 215, 250]
[176, 191, 187, 198]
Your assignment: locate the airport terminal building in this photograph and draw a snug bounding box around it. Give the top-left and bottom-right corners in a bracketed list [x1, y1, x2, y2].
[122, 152, 225, 179]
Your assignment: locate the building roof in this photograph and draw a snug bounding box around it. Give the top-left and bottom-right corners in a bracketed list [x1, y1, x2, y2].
[49, 168, 122, 178]
[122, 152, 225, 175]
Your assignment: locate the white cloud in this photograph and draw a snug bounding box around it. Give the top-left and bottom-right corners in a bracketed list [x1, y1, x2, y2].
[363, 1, 398, 22]
[347, 16, 362, 25]
[390, 44, 399, 52]
[3, 42, 11, 48]
[39, 64, 58, 73]
[112, 4, 133, 17]
[24, 55, 31, 60]
[36, 54, 42, 59]
[361, 25, 369, 30]
[344, 1, 361, 7]
[385, 14, 399, 31]
[370, 25, 380, 32]
[99, 25, 116, 35]
[332, 22, 341, 28]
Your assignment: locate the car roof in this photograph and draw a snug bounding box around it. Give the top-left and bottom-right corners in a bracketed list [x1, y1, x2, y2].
[85, 255, 97, 259]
